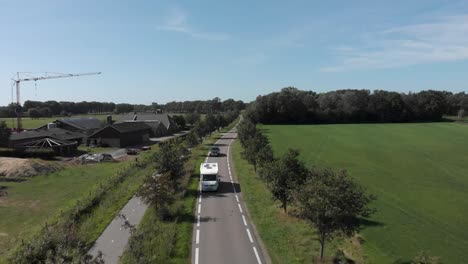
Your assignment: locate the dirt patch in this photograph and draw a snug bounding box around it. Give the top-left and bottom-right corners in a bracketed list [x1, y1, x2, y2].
[0, 157, 63, 179]
[341, 234, 365, 263]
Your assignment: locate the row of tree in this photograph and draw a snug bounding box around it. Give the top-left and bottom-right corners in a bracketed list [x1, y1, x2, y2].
[0, 98, 246, 118]
[245, 87, 468, 124]
[237, 118, 375, 260]
[164, 98, 245, 113]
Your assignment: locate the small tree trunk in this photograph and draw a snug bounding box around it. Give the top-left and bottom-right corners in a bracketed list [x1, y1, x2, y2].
[282, 199, 287, 213]
[253, 161, 257, 172]
[319, 233, 325, 260]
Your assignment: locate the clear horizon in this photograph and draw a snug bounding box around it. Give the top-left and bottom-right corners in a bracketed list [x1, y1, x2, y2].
[1, 0, 468, 106]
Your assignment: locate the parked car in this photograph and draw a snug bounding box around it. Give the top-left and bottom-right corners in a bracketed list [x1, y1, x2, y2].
[209, 146, 220, 157]
[126, 148, 139, 155]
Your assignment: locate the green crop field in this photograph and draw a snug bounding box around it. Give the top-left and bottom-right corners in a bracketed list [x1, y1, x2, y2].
[261, 123, 468, 263]
[0, 114, 121, 129]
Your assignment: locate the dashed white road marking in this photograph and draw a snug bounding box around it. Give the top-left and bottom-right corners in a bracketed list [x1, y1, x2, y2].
[238, 203, 243, 213]
[195, 247, 199, 264]
[196, 229, 200, 244]
[197, 214, 200, 227]
[253, 246, 263, 264]
[235, 194, 239, 203]
[242, 214, 247, 226]
[246, 228, 254, 243]
[198, 204, 201, 214]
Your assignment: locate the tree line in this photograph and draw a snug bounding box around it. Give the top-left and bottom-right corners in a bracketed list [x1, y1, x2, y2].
[0, 97, 245, 118]
[245, 87, 468, 124]
[237, 117, 375, 260]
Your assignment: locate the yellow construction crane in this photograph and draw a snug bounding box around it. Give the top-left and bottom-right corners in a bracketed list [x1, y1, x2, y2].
[12, 72, 101, 130]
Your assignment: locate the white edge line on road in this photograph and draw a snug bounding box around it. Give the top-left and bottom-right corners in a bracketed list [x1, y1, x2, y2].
[198, 204, 201, 214]
[253, 246, 263, 264]
[242, 214, 247, 226]
[235, 195, 239, 203]
[238, 203, 243, 213]
[197, 214, 200, 227]
[246, 228, 253, 243]
[196, 229, 200, 244]
[195, 247, 199, 264]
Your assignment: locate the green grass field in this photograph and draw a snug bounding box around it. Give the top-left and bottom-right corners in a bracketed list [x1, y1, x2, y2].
[0, 162, 127, 262]
[260, 123, 468, 263]
[0, 114, 121, 129]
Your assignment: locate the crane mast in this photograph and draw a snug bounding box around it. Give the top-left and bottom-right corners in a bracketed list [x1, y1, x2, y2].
[13, 72, 101, 130]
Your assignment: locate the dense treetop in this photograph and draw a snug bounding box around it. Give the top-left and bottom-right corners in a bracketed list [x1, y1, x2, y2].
[245, 87, 468, 124]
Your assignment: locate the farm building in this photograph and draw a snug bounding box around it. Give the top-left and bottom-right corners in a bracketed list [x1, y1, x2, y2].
[14, 137, 78, 156]
[9, 128, 86, 147]
[8, 128, 84, 156]
[37, 117, 104, 135]
[117, 112, 179, 136]
[87, 122, 152, 147]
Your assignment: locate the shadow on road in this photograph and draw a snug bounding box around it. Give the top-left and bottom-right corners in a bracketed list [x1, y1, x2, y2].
[205, 143, 228, 147]
[202, 181, 241, 198]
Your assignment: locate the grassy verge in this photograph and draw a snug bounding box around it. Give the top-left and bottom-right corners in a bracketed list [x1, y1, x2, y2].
[120, 118, 239, 264]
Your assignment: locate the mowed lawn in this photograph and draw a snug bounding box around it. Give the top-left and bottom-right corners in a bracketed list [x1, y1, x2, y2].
[261, 123, 468, 263]
[0, 114, 121, 129]
[0, 162, 126, 262]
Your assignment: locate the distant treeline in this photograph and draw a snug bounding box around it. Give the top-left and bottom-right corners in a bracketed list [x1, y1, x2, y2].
[245, 87, 468, 124]
[0, 97, 245, 118]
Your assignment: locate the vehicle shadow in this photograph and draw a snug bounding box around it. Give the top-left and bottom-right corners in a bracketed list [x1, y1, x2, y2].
[198, 153, 227, 158]
[202, 181, 241, 198]
[205, 143, 228, 147]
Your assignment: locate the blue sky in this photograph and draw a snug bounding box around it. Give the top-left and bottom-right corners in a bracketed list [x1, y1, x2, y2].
[1, 0, 468, 106]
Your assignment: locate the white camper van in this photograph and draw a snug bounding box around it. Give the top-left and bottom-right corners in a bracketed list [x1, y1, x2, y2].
[200, 163, 219, 191]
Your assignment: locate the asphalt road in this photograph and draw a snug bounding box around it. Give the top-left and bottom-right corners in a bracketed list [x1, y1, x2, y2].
[192, 129, 266, 264]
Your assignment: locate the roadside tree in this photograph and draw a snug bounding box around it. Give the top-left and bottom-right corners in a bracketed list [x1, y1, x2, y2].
[193, 120, 207, 141]
[237, 119, 256, 147]
[154, 142, 184, 190]
[295, 168, 375, 260]
[138, 172, 174, 220]
[185, 131, 199, 147]
[259, 149, 308, 213]
[241, 131, 270, 172]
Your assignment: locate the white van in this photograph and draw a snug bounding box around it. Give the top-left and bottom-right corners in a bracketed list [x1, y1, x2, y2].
[200, 163, 219, 191]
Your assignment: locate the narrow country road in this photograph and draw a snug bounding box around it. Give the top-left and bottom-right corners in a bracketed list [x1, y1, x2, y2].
[192, 129, 266, 264]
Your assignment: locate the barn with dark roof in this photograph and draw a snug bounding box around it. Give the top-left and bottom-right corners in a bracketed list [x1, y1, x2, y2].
[37, 117, 104, 135]
[87, 122, 152, 147]
[117, 113, 179, 136]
